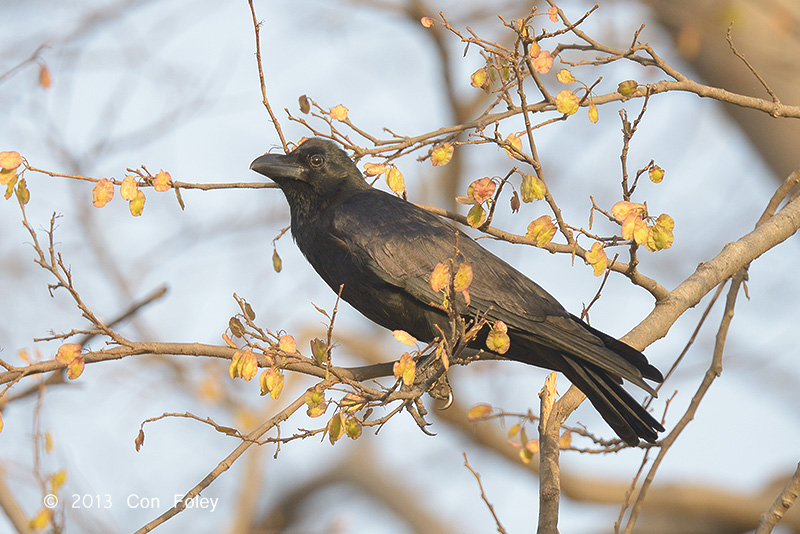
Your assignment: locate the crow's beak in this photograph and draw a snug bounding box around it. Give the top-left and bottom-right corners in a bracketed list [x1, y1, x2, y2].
[250, 153, 304, 180]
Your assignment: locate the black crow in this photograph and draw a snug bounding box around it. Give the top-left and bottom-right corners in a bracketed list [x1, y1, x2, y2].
[251, 138, 664, 445]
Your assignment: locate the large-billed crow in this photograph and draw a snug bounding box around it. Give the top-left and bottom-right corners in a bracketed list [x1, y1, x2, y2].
[251, 138, 664, 445]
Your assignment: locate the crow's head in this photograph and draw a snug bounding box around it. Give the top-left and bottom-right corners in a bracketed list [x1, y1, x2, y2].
[250, 138, 370, 202]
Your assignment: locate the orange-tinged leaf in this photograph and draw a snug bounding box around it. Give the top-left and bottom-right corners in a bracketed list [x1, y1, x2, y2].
[430, 262, 450, 292]
[559, 431, 572, 448]
[55, 343, 81, 365]
[532, 50, 553, 74]
[610, 201, 645, 222]
[469, 177, 496, 203]
[259, 368, 284, 399]
[29, 508, 52, 530]
[279, 335, 296, 353]
[0, 411, 3, 433]
[655, 213, 674, 231]
[556, 69, 575, 84]
[548, 6, 559, 21]
[555, 89, 580, 115]
[420, 16, 434, 28]
[327, 412, 345, 444]
[585, 242, 608, 276]
[649, 165, 665, 183]
[504, 133, 523, 158]
[621, 212, 648, 244]
[588, 103, 599, 123]
[0, 151, 22, 170]
[92, 178, 114, 207]
[341, 393, 366, 413]
[39, 64, 52, 88]
[467, 403, 493, 421]
[528, 40, 541, 57]
[135, 428, 145, 451]
[129, 190, 145, 216]
[344, 416, 362, 439]
[385, 166, 405, 194]
[470, 67, 488, 88]
[430, 143, 454, 167]
[393, 352, 416, 386]
[393, 330, 417, 346]
[363, 162, 386, 176]
[526, 215, 556, 247]
[330, 104, 348, 121]
[120, 175, 138, 201]
[66, 356, 85, 379]
[453, 263, 473, 292]
[526, 439, 540, 454]
[466, 203, 486, 228]
[521, 173, 546, 202]
[153, 170, 172, 192]
[617, 80, 639, 96]
[222, 332, 237, 348]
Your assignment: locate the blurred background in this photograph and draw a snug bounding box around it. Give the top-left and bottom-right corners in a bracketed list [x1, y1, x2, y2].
[1, 0, 799, 533]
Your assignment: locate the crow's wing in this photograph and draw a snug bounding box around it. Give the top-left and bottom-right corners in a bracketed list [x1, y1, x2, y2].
[331, 189, 654, 390]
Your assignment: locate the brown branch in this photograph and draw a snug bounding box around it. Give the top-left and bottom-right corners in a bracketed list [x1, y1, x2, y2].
[463, 452, 508, 534]
[756, 462, 800, 534]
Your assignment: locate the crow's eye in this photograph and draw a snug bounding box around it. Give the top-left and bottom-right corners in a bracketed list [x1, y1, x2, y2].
[309, 154, 324, 168]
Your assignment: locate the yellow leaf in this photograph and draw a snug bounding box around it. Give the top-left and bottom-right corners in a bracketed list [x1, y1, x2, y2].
[453, 263, 473, 292]
[617, 80, 639, 97]
[392, 330, 418, 346]
[556, 69, 575, 84]
[229, 351, 242, 379]
[0, 168, 16, 186]
[521, 173, 546, 202]
[467, 403, 493, 421]
[486, 322, 511, 354]
[393, 352, 416, 386]
[0, 412, 3, 433]
[649, 165, 665, 183]
[466, 204, 486, 228]
[588, 103, 599, 123]
[508, 423, 520, 439]
[559, 431, 572, 448]
[92, 178, 114, 208]
[129, 190, 145, 216]
[29, 508, 52, 530]
[15, 178, 30, 205]
[526, 215, 556, 247]
[555, 90, 580, 115]
[385, 166, 405, 194]
[304, 387, 328, 418]
[328, 412, 345, 444]
[152, 170, 172, 192]
[470, 67, 488, 88]
[120, 175, 138, 201]
[272, 248, 282, 272]
[330, 104, 349, 121]
[310, 338, 328, 363]
[430, 143, 454, 167]
[50, 471, 67, 492]
[344, 417, 362, 439]
[503, 133, 523, 158]
[238, 350, 258, 381]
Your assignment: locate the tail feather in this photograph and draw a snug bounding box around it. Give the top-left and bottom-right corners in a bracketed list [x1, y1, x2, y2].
[559, 355, 664, 446]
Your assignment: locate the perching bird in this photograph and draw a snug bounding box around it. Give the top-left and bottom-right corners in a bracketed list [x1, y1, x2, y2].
[251, 138, 664, 445]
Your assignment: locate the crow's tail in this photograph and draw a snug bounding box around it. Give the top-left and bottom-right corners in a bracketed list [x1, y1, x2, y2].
[558, 355, 664, 446]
